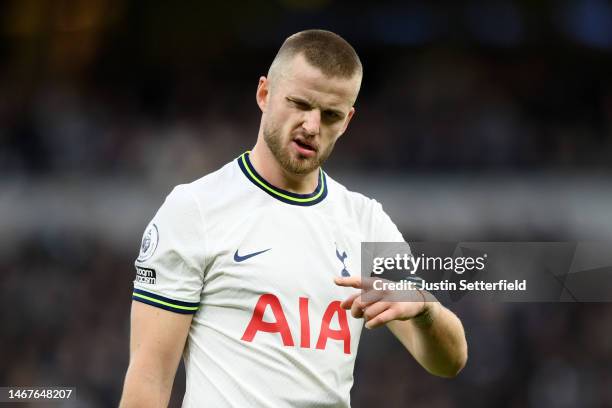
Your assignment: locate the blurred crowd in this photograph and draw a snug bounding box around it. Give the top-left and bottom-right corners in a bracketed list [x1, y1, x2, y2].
[0, 235, 130, 407]
[2, 49, 612, 183]
[2, 1, 612, 182]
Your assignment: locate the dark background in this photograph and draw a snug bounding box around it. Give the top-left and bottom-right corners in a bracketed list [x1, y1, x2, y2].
[1, 0, 612, 407]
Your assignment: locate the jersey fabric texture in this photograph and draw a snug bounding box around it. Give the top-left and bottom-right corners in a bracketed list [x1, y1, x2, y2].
[133, 151, 405, 408]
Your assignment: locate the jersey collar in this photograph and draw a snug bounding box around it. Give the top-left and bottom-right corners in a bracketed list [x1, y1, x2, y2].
[237, 151, 328, 206]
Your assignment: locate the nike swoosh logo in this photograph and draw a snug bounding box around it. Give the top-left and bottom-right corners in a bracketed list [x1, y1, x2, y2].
[234, 248, 271, 262]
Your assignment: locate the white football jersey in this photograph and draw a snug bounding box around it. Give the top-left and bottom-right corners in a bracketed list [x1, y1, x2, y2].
[133, 151, 405, 408]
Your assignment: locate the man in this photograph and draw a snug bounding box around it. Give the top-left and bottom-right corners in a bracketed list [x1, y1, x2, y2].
[120, 29, 467, 408]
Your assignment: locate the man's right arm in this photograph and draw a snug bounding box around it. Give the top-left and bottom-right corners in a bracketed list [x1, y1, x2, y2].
[119, 301, 193, 408]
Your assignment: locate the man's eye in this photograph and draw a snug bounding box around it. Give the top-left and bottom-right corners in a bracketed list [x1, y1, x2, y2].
[288, 99, 309, 109]
[324, 111, 341, 120]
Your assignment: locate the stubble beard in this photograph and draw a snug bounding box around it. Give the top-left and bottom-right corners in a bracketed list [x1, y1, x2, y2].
[263, 123, 336, 176]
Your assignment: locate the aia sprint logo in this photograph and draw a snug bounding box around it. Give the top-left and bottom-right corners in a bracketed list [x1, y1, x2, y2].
[241, 294, 351, 354]
[135, 266, 156, 284]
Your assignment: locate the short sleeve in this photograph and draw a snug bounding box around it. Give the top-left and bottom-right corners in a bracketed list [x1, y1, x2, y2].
[369, 201, 422, 285]
[372, 201, 405, 243]
[132, 184, 206, 314]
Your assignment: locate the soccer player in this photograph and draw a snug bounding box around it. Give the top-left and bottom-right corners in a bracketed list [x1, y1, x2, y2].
[120, 30, 467, 408]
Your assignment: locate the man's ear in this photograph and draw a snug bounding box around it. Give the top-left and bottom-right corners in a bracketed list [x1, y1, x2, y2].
[338, 107, 356, 137]
[256, 76, 269, 112]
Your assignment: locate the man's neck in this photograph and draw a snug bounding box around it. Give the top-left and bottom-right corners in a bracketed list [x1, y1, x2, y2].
[250, 142, 320, 194]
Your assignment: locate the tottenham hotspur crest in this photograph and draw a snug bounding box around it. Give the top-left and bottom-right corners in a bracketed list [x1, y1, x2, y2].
[137, 223, 159, 262]
[335, 243, 350, 277]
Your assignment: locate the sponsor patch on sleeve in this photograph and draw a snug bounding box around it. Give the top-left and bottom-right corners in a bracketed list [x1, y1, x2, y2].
[135, 266, 157, 285]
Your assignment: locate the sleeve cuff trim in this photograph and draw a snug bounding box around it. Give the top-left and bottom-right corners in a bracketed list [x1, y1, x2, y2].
[132, 289, 199, 314]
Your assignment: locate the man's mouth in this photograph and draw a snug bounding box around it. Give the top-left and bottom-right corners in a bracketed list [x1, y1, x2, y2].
[293, 136, 318, 152]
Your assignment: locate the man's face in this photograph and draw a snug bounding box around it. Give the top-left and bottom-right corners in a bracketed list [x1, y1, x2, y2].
[258, 54, 359, 175]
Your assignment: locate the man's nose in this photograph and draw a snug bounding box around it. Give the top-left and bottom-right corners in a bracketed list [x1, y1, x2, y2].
[302, 110, 321, 136]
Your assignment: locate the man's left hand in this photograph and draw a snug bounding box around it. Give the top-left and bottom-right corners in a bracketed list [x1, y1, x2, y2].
[334, 276, 431, 329]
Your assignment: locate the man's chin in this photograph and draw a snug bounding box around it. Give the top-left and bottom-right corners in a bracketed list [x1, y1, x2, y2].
[284, 154, 320, 175]
[287, 162, 318, 175]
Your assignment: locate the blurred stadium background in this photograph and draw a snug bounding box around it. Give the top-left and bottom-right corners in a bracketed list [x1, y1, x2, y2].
[2, 0, 612, 407]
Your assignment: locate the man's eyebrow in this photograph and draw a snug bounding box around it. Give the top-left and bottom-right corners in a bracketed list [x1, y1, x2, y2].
[287, 95, 311, 105]
[287, 95, 346, 116]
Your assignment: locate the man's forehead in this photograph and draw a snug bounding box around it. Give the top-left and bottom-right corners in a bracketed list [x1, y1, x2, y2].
[277, 54, 361, 106]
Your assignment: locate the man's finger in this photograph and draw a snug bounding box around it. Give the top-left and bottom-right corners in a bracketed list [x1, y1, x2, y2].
[334, 276, 362, 289]
[365, 308, 398, 330]
[350, 296, 367, 319]
[363, 301, 391, 322]
[335, 276, 378, 290]
[360, 288, 384, 305]
[341, 289, 384, 310]
[340, 292, 360, 310]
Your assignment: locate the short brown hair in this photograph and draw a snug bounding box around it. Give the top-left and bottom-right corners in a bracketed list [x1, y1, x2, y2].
[270, 29, 362, 80]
